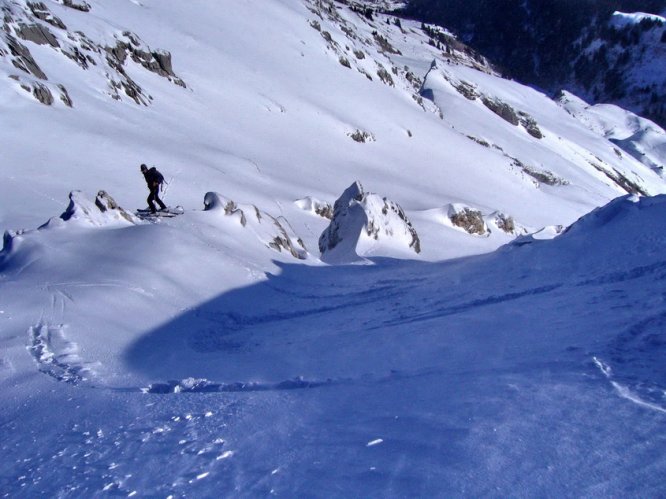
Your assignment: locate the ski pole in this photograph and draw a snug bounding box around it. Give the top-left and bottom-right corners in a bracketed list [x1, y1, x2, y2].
[162, 176, 174, 200]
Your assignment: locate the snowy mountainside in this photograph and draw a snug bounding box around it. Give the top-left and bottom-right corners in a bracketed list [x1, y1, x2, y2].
[1, 0, 664, 245]
[401, 0, 666, 128]
[571, 10, 666, 126]
[1, 0, 666, 495]
[559, 90, 666, 178]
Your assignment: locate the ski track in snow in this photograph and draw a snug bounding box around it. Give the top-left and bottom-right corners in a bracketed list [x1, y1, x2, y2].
[46, 281, 155, 298]
[369, 283, 564, 330]
[25, 318, 346, 394]
[593, 357, 666, 415]
[27, 323, 90, 385]
[25, 259, 666, 414]
[1, 0, 665, 494]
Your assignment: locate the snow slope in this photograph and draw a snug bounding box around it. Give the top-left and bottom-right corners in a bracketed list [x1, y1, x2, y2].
[1, 0, 664, 246]
[2, 189, 665, 496]
[559, 90, 666, 178]
[1, 0, 666, 496]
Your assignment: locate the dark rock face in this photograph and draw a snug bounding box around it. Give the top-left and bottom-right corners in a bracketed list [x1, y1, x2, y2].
[61, 0, 91, 12]
[6, 35, 48, 79]
[27, 2, 66, 29]
[453, 80, 478, 100]
[1, 0, 185, 107]
[152, 50, 175, 76]
[103, 31, 187, 103]
[494, 213, 515, 234]
[481, 96, 519, 126]
[588, 162, 648, 196]
[518, 112, 543, 139]
[349, 129, 374, 143]
[16, 23, 59, 47]
[57, 84, 73, 107]
[507, 157, 568, 187]
[31, 81, 53, 105]
[478, 95, 543, 138]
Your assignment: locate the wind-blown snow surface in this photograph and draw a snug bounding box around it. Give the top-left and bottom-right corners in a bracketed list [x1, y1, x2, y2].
[2, 190, 666, 495]
[2, 0, 666, 495]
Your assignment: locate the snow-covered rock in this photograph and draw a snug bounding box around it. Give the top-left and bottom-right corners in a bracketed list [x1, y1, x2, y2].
[41, 190, 139, 228]
[203, 192, 308, 260]
[447, 204, 488, 236]
[0, 0, 185, 107]
[319, 181, 420, 262]
[294, 197, 333, 219]
[486, 211, 527, 236]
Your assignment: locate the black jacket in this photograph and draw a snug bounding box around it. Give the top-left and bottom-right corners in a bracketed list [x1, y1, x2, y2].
[143, 167, 164, 188]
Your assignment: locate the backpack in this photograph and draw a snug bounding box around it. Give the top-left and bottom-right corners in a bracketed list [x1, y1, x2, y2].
[150, 167, 165, 184]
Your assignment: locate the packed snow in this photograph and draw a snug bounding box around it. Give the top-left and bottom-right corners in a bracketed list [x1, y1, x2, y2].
[1, 0, 665, 495]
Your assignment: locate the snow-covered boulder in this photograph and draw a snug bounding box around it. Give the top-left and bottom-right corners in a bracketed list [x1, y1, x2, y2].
[203, 192, 308, 260]
[42, 190, 139, 228]
[422, 203, 530, 237]
[486, 211, 528, 236]
[294, 196, 333, 219]
[319, 181, 421, 262]
[1, 190, 137, 272]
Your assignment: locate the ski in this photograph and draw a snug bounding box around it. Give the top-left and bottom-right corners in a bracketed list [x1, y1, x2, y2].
[135, 206, 184, 220]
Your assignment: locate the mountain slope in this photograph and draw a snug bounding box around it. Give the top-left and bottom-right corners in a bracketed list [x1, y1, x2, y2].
[2, 188, 665, 495]
[1, 0, 665, 495]
[402, 0, 666, 127]
[1, 0, 664, 243]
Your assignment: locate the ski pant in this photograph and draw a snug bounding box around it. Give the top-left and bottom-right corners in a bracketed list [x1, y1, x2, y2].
[147, 185, 166, 212]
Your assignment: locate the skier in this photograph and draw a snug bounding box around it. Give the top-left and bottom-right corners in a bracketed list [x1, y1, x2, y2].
[140, 163, 167, 213]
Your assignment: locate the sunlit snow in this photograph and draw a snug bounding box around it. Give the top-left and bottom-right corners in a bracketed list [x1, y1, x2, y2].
[1, 0, 665, 496]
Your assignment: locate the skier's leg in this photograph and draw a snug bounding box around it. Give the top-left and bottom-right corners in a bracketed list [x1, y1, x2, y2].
[147, 191, 157, 213]
[155, 190, 167, 210]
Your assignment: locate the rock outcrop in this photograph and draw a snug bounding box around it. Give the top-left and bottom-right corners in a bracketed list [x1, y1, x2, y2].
[203, 192, 308, 260]
[442, 204, 528, 237]
[294, 197, 333, 219]
[46, 190, 139, 227]
[319, 181, 421, 262]
[447, 205, 488, 236]
[0, 0, 186, 107]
